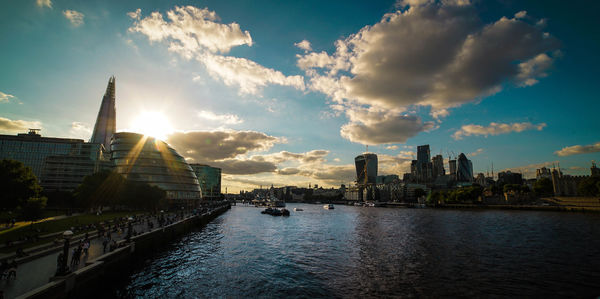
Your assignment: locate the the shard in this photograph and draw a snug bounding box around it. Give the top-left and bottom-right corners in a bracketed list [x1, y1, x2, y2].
[90, 76, 116, 151]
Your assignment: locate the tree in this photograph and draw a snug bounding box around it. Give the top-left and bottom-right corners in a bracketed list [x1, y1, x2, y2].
[21, 197, 48, 222]
[74, 170, 126, 209]
[414, 188, 426, 199]
[533, 178, 553, 196]
[0, 159, 42, 210]
[577, 177, 600, 196]
[121, 180, 167, 211]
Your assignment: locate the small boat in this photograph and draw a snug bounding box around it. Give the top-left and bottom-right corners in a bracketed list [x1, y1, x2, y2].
[281, 209, 290, 216]
[323, 204, 334, 210]
[294, 208, 303, 211]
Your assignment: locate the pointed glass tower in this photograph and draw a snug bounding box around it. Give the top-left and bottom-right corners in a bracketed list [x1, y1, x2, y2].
[90, 76, 116, 151]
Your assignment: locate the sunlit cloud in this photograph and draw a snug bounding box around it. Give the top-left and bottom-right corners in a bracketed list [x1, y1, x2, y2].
[198, 110, 243, 125]
[0, 116, 41, 134]
[69, 121, 92, 139]
[294, 40, 312, 52]
[453, 122, 546, 140]
[63, 10, 84, 27]
[555, 142, 600, 157]
[36, 0, 52, 8]
[0, 91, 15, 103]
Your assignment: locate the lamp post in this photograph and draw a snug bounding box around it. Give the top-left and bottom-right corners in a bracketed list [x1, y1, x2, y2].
[56, 230, 73, 276]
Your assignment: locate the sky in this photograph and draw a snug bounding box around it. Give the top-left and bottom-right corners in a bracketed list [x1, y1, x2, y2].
[1, 0, 599, 193]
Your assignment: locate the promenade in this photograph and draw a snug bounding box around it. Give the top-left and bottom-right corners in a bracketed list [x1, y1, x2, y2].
[1, 209, 205, 299]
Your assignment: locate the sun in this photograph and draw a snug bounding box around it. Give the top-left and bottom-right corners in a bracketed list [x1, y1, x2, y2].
[130, 111, 174, 141]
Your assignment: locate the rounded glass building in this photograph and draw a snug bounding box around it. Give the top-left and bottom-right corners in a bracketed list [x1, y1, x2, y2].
[110, 132, 202, 205]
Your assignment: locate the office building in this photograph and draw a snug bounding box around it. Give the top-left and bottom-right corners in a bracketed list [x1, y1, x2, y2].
[456, 153, 473, 182]
[91, 76, 117, 151]
[497, 171, 523, 185]
[432, 154, 445, 178]
[355, 153, 378, 186]
[111, 132, 202, 206]
[190, 164, 222, 200]
[449, 159, 457, 177]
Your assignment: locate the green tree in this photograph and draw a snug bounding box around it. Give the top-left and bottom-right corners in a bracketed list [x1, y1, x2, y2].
[577, 177, 600, 196]
[121, 180, 167, 211]
[21, 197, 48, 222]
[0, 159, 42, 210]
[74, 170, 126, 209]
[533, 178, 553, 196]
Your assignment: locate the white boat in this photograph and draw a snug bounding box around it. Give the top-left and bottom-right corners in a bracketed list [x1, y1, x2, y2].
[293, 208, 303, 211]
[323, 204, 334, 210]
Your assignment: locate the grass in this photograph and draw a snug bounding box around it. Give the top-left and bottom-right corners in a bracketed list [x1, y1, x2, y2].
[0, 211, 144, 254]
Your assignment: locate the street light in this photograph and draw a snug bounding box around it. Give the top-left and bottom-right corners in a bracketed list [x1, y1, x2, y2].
[56, 230, 73, 276]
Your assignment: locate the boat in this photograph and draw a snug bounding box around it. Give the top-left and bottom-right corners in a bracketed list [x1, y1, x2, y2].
[281, 209, 290, 216]
[323, 204, 334, 210]
[293, 208, 303, 211]
[261, 207, 288, 216]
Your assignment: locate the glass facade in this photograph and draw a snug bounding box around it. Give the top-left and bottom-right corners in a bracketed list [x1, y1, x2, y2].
[457, 153, 473, 182]
[355, 153, 378, 186]
[190, 164, 221, 200]
[110, 132, 202, 204]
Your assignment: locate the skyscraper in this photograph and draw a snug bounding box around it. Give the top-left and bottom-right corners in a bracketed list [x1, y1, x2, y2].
[417, 145, 430, 164]
[432, 154, 445, 178]
[355, 153, 378, 186]
[456, 153, 473, 182]
[91, 76, 116, 151]
[415, 144, 433, 182]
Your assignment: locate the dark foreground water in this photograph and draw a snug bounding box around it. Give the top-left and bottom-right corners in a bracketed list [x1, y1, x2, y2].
[114, 204, 600, 298]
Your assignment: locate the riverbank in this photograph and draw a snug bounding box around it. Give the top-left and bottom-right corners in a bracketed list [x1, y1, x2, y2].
[16, 203, 230, 299]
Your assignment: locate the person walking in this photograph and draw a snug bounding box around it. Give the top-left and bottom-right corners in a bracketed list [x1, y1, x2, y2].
[6, 260, 17, 280]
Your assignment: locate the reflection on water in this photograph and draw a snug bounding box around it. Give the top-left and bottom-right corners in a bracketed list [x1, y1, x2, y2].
[115, 204, 600, 298]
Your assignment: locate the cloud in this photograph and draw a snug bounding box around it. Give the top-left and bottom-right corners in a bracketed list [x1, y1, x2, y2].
[127, 8, 141, 20]
[555, 142, 600, 157]
[453, 122, 546, 140]
[340, 107, 435, 145]
[0, 117, 42, 134]
[298, 164, 356, 183]
[69, 122, 92, 139]
[129, 6, 252, 54]
[63, 10, 84, 27]
[167, 130, 284, 161]
[0, 91, 15, 103]
[294, 40, 312, 52]
[265, 150, 329, 164]
[385, 145, 399, 150]
[209, 158, 278, 175]
[36, 0, 52, 8]
[130, 6, 304, 95]
[198, 54, 305, 95]
[198, 110, 243, 124]
[299, 1, 559, 143]
[468, 148, 484, 157]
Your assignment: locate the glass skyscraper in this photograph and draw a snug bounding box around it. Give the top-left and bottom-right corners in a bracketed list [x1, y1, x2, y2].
[90, 76, 116, 151]
[190, 164, 222, 200]
[355, 153, 378, 186]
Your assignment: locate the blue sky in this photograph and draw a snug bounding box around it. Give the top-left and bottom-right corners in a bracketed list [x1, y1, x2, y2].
[1, 0, 599, 192]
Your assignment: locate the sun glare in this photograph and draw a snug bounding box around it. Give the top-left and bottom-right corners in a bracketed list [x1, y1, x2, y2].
[130, 111, 173, 141]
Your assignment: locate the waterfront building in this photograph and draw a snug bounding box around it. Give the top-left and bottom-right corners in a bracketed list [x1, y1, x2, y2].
[90, 76, 117, 151]
[190, 164, 222, 200]
[536, 167, 552, 180]
[355, 153, 378, 186]
[376, 174, 399, 184]
[432, 154, 445, 178]
[0, 129, 113, 190]
[41, 143, 112, 192]
[415, 145, 433, 183]
[110, 132, 202, 206]
[497, 171, 523, 185]
[449, 159, 457, 178]
[591, 162, 600, 177]
[456, 153, 473, 182]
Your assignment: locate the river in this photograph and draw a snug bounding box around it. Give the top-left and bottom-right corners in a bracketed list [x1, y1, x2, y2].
[111, 204, 600, 298]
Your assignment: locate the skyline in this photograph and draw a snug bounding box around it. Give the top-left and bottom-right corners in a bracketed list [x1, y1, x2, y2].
[1, 0, 599, 192]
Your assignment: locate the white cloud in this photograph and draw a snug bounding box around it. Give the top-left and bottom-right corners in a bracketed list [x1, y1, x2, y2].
[130, 6, 304, 95]
[36, 0, 52, 8]
[0, 117, 42, 134]
[127, 8, 141, 20]
[468, 148, 484, 157]
[340, 107, 435, 145]
[385, 145, 399, 150]
[555, 142, 600, 157]
[199, 54, 305, 95]
[198, 110, 243, 125]
[294, 40, 312, 52]
[514, 11, 527, 19]
[69, 122, 92, 139]
[298, 1, 559, 144]
[453, 122, 546, 140]
[63, 10, 84, 27]
[0, 91, 15, 103]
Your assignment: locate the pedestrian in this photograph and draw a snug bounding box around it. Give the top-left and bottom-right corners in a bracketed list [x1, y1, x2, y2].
[83, 240, 90, 256]
[6, 260, 17, 280]
[102, 236, 109, 253]
[0, 260, 7, 280]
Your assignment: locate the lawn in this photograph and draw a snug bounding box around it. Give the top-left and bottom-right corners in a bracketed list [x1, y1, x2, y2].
[0, 211, 145, 254]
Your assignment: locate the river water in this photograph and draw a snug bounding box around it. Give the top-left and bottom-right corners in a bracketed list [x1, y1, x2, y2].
[113, 204, 600, 298]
